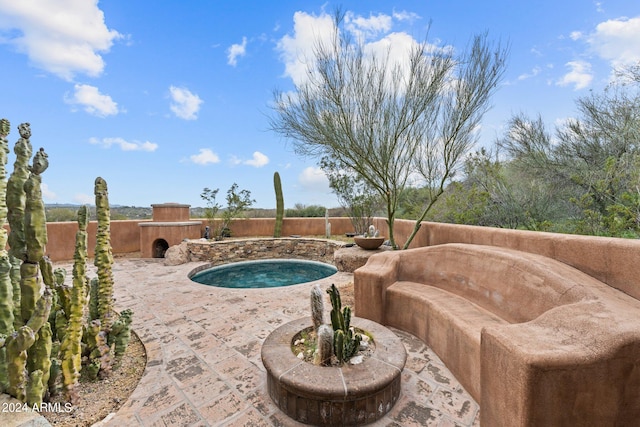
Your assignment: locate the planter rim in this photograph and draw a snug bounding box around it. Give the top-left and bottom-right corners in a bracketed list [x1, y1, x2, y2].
[261, 316, 406, 425]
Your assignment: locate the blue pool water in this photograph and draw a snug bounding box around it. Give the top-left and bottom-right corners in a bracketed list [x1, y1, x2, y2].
[190, 259, 338, 289]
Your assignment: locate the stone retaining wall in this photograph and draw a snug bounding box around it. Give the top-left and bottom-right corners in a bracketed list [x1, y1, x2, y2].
[183, 238, 347, 266]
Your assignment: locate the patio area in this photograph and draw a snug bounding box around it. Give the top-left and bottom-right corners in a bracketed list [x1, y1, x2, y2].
[14, 258, 480, 426]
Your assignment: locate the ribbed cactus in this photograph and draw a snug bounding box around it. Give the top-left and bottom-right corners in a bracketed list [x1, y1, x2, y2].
[27, 321, 52, 406]
[327, 284, 361, 364]
[108, 308, 133, 360]
[5, 287, 52, 402]
[94, 177, 114, 333]
[310, 284, 324, 331]
[317, 324, 333, 366]
[273, 171, 284, 237]
[60, 205, 88, 403]
[84, 319, 111, 380]
[0, 120, 132, 404]
[7, 123, 32, 262]
[0, 118, 11, 393]
[24, 147, 48, 264]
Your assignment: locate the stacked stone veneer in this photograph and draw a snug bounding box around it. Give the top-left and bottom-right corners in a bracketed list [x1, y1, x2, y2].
[186, 238, 347, 266]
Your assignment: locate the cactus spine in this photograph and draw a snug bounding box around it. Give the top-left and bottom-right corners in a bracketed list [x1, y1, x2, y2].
[273, 171, 284, 237]
[310, 284, 324, 331]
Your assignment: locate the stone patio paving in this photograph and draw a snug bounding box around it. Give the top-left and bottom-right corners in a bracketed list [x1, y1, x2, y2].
[7, 258, 480, 426]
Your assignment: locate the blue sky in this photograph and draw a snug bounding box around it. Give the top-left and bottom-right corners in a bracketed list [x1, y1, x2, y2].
[0, 1, 639, 209]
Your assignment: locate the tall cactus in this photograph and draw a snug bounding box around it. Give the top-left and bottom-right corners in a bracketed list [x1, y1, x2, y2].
[94, 177, 114, 333]
[60, 205, 89, 403]
[0, 119, 133, 404]
[7, 123, 32, 263]
[1, 122, 54, 404]
[0, 118, 12, 393]
[273, 171, 284, 237]
[20, 147, 48, 326]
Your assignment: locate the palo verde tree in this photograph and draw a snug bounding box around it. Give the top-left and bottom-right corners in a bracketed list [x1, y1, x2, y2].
[498, 66, 640, 236]
[320, 156, 380, 235]
[270, 10, 508, 248]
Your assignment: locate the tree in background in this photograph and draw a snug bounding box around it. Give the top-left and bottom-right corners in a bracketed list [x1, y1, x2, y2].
[320, 156, 380, 235]
[200, 183, 255, 239]
[270, 10, 508, 248]
[497, 69, 640, 237]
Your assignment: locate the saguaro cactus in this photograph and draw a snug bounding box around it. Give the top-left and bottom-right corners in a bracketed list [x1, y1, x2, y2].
[273, 171, 284, 237]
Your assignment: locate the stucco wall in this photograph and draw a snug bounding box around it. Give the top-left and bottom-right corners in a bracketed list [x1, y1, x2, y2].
[45, 220, 141, 261]
[380, 220, 640, 301]
[34, 216, 640, 302]
[40, 217, 357, 261]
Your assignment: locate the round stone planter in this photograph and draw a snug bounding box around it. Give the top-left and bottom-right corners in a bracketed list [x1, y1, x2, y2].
[261, 317, 406, 426]
[353, 236, 385, 250]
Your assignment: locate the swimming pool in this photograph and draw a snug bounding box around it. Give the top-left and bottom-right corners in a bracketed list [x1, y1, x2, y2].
[189, 259, 338, 289]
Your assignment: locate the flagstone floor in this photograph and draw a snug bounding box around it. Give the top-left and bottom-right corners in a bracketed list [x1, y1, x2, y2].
[8, 258, 480, 427]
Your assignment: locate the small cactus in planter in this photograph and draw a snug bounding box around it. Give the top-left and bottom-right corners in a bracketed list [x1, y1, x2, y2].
[300, 283, 365, 366]
[310, 284, 324, 331]
[327, 284, 361, 364]
[316, 324, 333, 366]
[354, 224, 385, 250]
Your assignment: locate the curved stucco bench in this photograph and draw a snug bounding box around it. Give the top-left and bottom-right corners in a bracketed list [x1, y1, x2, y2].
[354, 243, 640, 426]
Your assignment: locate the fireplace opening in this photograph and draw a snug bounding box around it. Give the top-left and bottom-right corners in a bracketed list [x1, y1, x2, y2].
[153, 238, 169, 258]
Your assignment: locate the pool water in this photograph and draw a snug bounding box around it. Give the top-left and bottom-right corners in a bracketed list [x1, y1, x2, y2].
[190, 259, 338, 289]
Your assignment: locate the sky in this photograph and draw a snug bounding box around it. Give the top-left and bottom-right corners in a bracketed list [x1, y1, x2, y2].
[0, 1, 639, 209]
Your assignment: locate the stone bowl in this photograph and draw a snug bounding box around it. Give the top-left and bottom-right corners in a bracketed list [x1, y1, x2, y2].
[261, 317, 406, 426]
[353, 236, 385, 250]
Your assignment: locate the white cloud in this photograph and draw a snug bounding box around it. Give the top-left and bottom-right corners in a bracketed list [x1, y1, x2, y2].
[227, 36, 247, 66]
[276, 11, 336, 86]
[392, 10, 421, 23]
[298, 166, 330, 192]
[0, 0, 121, 80]
[557, 60, 593, 90]
[588, 16, 640, 68]
[169, 86, 203, 120]
[190, 148, 220, 165]
[65, 84, 119, 117]
[517, 66, 541, 81]
[73, 193, 94, 205]
[89, 137, 158, 152]
[41, 183, 56, 200]
[570, 31, 583, 41]
[244, 151, 269, 167]
[277, 10, 438, 89]
[345, 11, 393, 40]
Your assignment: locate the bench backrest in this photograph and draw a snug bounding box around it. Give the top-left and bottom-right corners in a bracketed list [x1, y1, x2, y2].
[395, 243, 604, 323]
